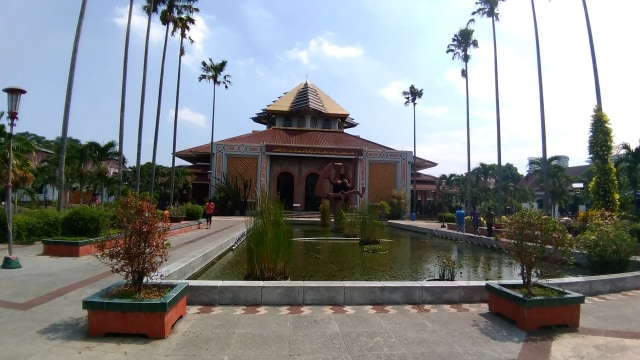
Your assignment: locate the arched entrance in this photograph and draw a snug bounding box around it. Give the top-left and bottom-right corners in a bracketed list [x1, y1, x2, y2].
[277, 172, 294, 210]
[304, 173, 320, 211]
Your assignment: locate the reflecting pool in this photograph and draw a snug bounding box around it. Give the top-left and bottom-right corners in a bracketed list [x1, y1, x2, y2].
[193, 225, 591, 281]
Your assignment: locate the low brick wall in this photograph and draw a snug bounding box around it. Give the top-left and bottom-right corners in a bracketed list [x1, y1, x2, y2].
[42, 220, 202, 257]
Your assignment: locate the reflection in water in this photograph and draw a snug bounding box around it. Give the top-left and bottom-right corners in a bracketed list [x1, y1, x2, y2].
[194, 225, 591, 281]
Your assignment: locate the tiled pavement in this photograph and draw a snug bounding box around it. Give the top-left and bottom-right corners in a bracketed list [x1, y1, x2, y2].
[1, 218, 640, 359]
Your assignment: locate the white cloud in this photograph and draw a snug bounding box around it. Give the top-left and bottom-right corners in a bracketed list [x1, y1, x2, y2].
[378, 80, 410, 104]
[421, 106, 448, 119]
[286, 34, 363, 65]
[168, 107, 207, 127]
[114, 5, 164, 44]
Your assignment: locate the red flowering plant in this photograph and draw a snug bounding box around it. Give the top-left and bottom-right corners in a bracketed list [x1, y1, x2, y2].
[499, 208, 574, 297]
[96, 194, 170, 298]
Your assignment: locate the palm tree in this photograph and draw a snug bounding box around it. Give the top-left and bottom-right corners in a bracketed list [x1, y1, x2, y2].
[581, 0, 601, 108]
[135, 0, 159, 194]
[529, 156, 572, 217]
[198, 59, 232, 199]
[169, 12, 197, 205]
[86, 141, 119, 203]
[117, 0, 133, 199]
[149, 0, 198, 197]
[0, 124, 36, 193]
[616, 142, 640, 195]
[472, 0, 505, 216]
[57, 0, 87, 211]
[402, 84, 424, 218]
[530, 0, 550, 214]
[446, 23, 478, 211]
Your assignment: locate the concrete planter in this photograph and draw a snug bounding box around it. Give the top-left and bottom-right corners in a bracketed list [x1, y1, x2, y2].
[485, 282, 585, 332]
[42, 221, 202, 257]
[82, 281, 188, 339]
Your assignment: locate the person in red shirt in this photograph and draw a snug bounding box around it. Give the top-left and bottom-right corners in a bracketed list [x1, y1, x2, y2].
[204, 199, 215, 229]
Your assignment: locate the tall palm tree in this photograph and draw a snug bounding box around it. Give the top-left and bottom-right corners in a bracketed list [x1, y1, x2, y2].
[117, 0, 133, 199]
[135, 0, 159, 194]
[169, 12, 197, 205]
[86, 141, 119, 203]
[149, 0, 198, 197]
[57, 0, 87, 211]
[402, 84, 423, 218]
[198, 59, 232, 199]
[472, 0, 505, 216]
[446, 23, 479, 211]
[530, 0, 550, 214]
[581, 0, 601, 108]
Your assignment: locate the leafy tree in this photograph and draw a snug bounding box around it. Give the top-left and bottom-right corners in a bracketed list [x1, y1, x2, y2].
[529, 156, 573, 217]
[588, 106, 619, 211]
[615, 142, 640, 197]
[446, 23, 478, 210]
[402, 84, 423, 216]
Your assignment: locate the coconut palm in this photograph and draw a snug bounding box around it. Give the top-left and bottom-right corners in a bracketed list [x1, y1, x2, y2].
[57, 0, 87, 211]
[616, 142, 640, 195]
[0, 124, 36, 190]
[86, 141, 119, 203]
[471, 0, 506, 216]
[149, 0, 198, 197]
[135, 0, 160, 194]
[446, 23, 479, 211]
[530, 0, 550, 214]
[117, 0, 133, 199]
[402, 84, 424, 217]
[169, 12, 197, 205]
[198, 59, 232, 199]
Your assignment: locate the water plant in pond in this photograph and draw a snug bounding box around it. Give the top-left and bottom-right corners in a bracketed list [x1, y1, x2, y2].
[499, 208, 574, 297]
[433, 252, 463, 281]
[319, 200, 331, 227]
[245, 195, 292, 280]
[343, 206, 385, 245]
[361, 244, 387, 253]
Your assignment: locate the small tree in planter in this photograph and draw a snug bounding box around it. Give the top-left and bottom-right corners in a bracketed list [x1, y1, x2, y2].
[486, 208, 584, 331]
[84, 194, 186, 338]
[96, 194, 170, 295]
[500, 208, 574, 296]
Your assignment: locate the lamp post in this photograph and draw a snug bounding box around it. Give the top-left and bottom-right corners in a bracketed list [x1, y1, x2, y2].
[571, 182, 584, 217]
[207, 170, 213, 201]
[508, 182, 515, 215]
[440, 180, 447, 228]
[2, 86, 26, 269]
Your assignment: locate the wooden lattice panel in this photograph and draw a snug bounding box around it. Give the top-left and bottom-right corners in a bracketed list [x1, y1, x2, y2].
[226, 156, 258, 199]
[368, 162, 396, 203]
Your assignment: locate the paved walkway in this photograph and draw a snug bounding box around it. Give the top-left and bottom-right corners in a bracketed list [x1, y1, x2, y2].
[1, 218, 639, 359]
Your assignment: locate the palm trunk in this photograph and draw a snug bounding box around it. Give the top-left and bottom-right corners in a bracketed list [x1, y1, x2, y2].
[492, 16, 503, 217]
[135, 0, 155, 194]
[412, 103, 416, 217]
[209, 85, 217, 200]
[170, 36, 185, 205]
[582, 0, 601, 108]
[465, 62, 471, 211]
[531, 0, 550, 214]
[117, 0, 133, 199]
[150, 23, 171, 197]
[57, 0, 87, 211]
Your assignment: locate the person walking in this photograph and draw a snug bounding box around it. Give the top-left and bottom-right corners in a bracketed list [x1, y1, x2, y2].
[485, 207, 496, 237]
[204, 199, 215, 229]
[470, 206, 481, 235]
[454, 206, 466, 233]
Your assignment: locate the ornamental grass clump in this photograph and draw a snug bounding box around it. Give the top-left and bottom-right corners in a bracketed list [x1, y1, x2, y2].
[96, 194, 170, 297]
[245, 195, 292, 280]
[499, 208, 574, 297]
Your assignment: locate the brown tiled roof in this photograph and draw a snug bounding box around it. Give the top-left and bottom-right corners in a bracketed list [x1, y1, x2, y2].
[176, 128, 437, 170]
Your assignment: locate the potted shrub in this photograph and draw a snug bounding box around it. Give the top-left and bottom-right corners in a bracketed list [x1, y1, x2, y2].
[168, 205, 186, 223]
[82, 194, 187, 338]
[485, 208, 585, 332]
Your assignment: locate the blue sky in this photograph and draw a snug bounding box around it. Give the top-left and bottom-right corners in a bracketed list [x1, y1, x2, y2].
[1, 0, 638, 177]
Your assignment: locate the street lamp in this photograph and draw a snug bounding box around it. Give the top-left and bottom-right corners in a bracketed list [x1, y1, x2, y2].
[207, 170, 213, 201]
[2, 86, 26, 269]
[508, 182, 515, 215]
[571, 182, 584, 217]
[440, 180, 447, 228]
